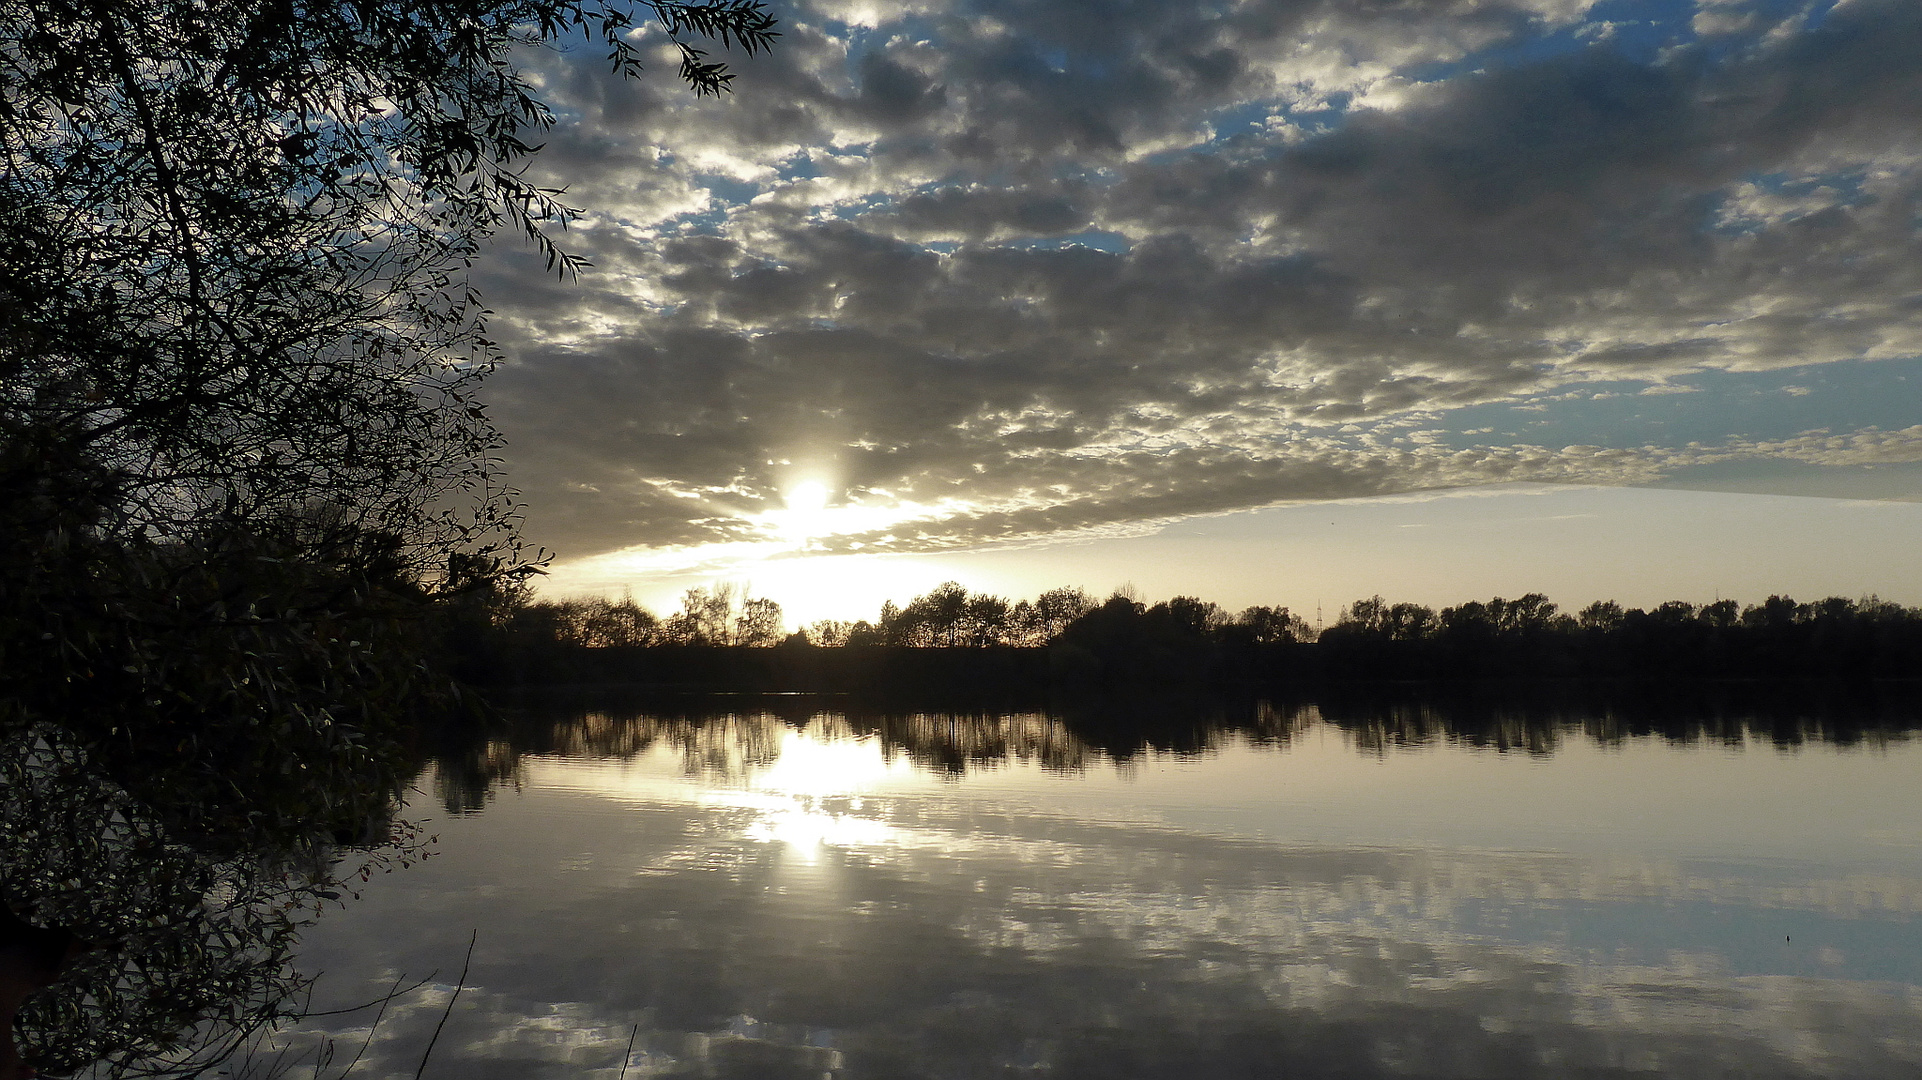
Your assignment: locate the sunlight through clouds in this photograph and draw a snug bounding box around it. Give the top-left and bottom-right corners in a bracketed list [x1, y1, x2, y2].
[477, 0, 1922, 603]
[752, 481, 946, 548]
[771, 479, 832, 540]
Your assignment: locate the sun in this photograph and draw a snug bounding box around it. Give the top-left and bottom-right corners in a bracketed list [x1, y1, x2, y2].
[787, 480, 830, 514]
[772, 480, 834, 541]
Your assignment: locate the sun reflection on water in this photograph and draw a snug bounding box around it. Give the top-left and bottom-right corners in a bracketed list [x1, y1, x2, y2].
[742, 804, 897, 859]
[747, 730, 916, 797]
[711, 730, 921, 860]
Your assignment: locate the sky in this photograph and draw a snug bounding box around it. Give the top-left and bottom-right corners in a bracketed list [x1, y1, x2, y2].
[473, 0, 1922, 626]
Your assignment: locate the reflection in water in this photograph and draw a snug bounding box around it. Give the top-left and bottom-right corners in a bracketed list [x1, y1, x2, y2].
[427, 695, 1315, 815]
[25, 684, 1914, 1076]
[258, 689, 1922, 1079]
[429, 684, 1919, 816]
[0, 726, 423, 1078]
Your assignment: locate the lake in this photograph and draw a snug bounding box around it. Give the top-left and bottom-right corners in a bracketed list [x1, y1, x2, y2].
[272, 691, 1922, 1079]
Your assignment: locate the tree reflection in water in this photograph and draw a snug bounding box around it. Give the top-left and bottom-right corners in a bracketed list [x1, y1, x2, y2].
[0, 726, 424, 1078]
[33, 686, 1901, 1075]
[430, 683, 1921, 812]
[278, 685, 1922, 1080]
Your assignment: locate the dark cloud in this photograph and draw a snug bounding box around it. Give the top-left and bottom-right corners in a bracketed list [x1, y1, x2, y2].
[474, 0, 1922, 562]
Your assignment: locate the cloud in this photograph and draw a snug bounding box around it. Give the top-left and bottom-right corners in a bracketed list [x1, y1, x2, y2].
[475, 0, 1922, 561]
[1727, 425, 1922, 468]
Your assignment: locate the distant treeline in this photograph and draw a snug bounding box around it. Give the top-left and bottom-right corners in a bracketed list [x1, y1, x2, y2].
[445, 581, 1922, 688]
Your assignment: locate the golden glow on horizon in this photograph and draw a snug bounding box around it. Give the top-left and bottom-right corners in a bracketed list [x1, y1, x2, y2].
[537, 485, 1922, 636]
[540, 483, 996, 626]
[739, 554, 982, 627]
[540, 545, 981, 628]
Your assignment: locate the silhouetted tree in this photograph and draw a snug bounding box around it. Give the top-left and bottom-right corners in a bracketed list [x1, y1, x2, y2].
[3, 1, 779, 1070]
[1578, 600, 1625, 633]
[1339, 596, 1392, 636]
[897, 582, 972, 646]
[1030, 587, 1097, 642]
[1701, 599, 1740, 628]
[1744, 595, 1801, 630]
[664, 585, 733, 645]
[1155, 596, 1226, 637]
[1229, 605, 1314, 644]
[875, 601, 905, 645]
[806, 619, 855, 647]
[1382, 603, 1436, 641]
[446, 582, 1922, 689]
[4, 0, 778, 590]
[1, 0, 784, 798]
[735, 596, 785, 647]
[572, 595, 662, 647]
[1051, 592, 1232, 686]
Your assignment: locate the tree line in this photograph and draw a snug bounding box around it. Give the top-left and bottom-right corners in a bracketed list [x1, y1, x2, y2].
[453, 581, 1922, 686]
[487, 581, 1300, 649]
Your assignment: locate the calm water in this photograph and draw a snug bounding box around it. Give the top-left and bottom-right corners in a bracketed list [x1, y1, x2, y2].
[274, 697, 1922, 1079]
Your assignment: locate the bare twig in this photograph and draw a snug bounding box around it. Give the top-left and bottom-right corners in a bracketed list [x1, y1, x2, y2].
[340, 973, 408, 1077]
[412, 931, 476, 1080]
[618, 1023, 639, 1080]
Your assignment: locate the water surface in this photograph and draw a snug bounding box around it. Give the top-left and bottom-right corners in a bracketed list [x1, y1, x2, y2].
[279, 695, 1922, 1078]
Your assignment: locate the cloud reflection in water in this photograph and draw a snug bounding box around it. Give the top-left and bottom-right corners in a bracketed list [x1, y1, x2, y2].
[277, 703, 1922, 1079]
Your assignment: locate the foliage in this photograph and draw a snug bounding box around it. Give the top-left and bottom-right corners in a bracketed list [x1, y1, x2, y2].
[650, 584, 785, 646]
[733, 596, 785, 647]
[805, 619, 857, 648]
[470, 581, 1310, 659]
[0, 424, 437, 856]
[0, 420, 449, 1075]
[2, 726, 431, 1078]
[2, 0, 776, 586]
[867, 583, 1096, 647]
[1, 0, 784, 774]
[2, 0, 777, 1071]
[1316, 591, 1922, 679]
[1230, 605, 1317, 645]
[456, 585, 786, 656]
[457, 582, 1922, 687]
